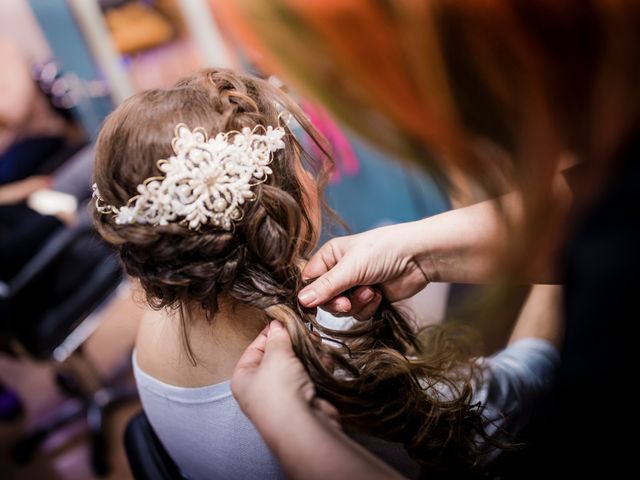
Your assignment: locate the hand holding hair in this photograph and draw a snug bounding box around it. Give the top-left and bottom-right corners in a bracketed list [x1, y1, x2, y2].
[298, 220, 433, 316]
[298, 194, 536, 316]
[231, 321, 406, 480]
[231, 321, 336, 433]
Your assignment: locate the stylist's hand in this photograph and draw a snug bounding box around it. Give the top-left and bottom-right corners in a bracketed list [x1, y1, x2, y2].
[299, 221, 431, 317]
[233, 322, 406, 480]
[231, 321, 340, 441]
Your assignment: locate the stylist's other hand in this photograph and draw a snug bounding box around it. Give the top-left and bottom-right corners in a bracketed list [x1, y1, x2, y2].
[231, 321, 340, 440]
[299, 222, 431, 317]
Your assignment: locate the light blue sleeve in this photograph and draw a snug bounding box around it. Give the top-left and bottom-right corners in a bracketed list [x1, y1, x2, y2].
[474, 338, 560, 452]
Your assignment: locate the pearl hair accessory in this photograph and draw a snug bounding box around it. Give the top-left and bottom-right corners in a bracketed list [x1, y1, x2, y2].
[93, 123, 286, 230]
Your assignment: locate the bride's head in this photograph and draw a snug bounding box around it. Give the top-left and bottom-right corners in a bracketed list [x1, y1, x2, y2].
[92, 69, 327, 315]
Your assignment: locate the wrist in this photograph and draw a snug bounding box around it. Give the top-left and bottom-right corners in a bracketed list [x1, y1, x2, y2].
[264, 401, 405, 480]
[405, 217, 441, 283]
[253, 395, 311, 448]
[261, 399, 318, 459]
[410, 201, 507, 285]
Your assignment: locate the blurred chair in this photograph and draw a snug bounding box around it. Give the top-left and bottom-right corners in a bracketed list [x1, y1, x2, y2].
[0, 206, 136, 476]
[124, 411, 184, 480]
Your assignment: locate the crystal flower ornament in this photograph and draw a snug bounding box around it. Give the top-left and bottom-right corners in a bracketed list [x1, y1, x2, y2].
[93, 123, 286, 230]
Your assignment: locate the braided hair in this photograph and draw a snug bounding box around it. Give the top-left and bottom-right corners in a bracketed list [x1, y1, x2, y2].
[92, 69, 489, 471]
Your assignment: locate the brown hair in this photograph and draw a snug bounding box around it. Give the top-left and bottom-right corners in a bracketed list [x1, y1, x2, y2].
[92, 69, 488, 470]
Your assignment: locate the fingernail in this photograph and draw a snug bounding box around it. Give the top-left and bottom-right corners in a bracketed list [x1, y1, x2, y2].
[298, 289, 317, 306]
[337, 300, 350, 313]
[360, 288, 374, 302]
[269, 320, 284, 333]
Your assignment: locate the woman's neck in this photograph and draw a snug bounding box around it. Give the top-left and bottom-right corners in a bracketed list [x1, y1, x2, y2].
[188, 297, 267, 368]
[135, 296, 267, 387]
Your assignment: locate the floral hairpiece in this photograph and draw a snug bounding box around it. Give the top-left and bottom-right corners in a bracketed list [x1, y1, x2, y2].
[93, 123, 286, 230]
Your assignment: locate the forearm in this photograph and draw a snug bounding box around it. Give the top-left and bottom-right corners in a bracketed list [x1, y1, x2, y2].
[414, 166, 576, 286]
[509, 284, 564, 349]
[410, 194, 520, 284]
[261, 404, 405, 480]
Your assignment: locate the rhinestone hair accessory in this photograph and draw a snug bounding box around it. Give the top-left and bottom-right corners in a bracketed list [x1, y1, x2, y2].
[93, 123, 286, 230]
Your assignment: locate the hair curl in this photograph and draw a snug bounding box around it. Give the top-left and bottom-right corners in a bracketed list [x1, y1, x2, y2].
[92, 68, 489, 471]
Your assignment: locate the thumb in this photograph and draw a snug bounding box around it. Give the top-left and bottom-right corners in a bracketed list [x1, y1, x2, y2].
[264, 320, 295, 360]
[234, 324, 269, 371]
[298, 259, 356, 308]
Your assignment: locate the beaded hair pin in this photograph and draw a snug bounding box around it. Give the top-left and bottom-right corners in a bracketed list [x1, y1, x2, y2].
[93, 123, 286, 231]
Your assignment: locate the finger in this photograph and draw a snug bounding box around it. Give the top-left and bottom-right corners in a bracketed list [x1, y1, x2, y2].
[301, 382, 316, 404]
[353, 291, 382, 321]
[309, 331, 322, 344]
[319, 286, 375, 316]
[234, 324, 269, 371]
[298, 261, 358, 308]
[311, 397, 341, 423]
[311, 398, 342, 431]
[301, 239, 342, 281]
[320, 353, 335, 373]
[308, 333, 335, 372]
[348, 286, 376, 313]
[264, 320, 295, 361]
[318, 295, 353, 316]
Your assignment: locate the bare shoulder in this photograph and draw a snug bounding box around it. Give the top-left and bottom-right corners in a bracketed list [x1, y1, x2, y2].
[134, 309, 186, 383]
[134, 308, 238, 387]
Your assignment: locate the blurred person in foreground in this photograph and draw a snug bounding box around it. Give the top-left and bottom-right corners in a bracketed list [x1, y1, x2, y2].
[220, 1, 640, 477]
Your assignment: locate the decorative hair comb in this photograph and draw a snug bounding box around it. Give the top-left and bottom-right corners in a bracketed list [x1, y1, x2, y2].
[93, 123, 286, 230]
